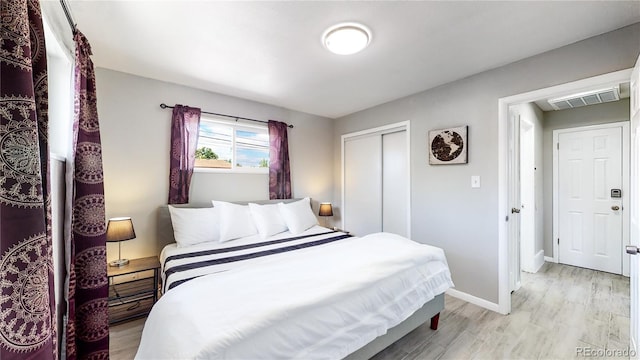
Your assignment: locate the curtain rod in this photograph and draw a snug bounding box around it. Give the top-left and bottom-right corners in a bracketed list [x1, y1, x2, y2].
[60, 0, 77, 33]
[159, 103, 293, 128]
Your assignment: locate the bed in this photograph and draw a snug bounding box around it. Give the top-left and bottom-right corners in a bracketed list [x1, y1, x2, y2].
[135, 198, 453, 360]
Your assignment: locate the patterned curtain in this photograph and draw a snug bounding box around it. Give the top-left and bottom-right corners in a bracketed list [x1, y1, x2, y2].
[0, 1, 57, 359]
[65, 30, 109, 359]
[168, 105, 201, 204]
[268, 120, 292, 199]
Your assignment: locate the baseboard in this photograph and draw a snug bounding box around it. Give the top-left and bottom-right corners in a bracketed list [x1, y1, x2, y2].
[533, 250, 545, 273]
[445, 288, 500, 313]
[544, 256, 555, 263]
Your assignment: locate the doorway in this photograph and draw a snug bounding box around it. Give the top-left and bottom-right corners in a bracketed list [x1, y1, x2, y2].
[497, 69, 633, 315]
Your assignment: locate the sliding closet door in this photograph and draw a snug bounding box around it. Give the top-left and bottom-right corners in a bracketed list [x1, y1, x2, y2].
[382, 130, 409, 237]
[344, 135, 382, 236]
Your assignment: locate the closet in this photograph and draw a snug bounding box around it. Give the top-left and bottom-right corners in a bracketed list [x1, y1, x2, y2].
[342, 122, 410, 237]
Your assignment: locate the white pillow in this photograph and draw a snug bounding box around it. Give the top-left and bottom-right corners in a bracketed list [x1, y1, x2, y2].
[277, 197, 318, 234]
[249, 203, 288, 239]
[168, 206, 219, 248]
[212, 201, 258, 242]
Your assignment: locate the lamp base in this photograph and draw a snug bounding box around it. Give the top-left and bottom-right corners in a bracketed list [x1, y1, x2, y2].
[109, 258, 130, 267]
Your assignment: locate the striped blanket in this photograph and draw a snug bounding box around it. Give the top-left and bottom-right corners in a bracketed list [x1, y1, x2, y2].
[161, 229, 352, 293]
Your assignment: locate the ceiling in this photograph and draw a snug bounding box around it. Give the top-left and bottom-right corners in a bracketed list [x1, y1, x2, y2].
[42, 1, 640, 119]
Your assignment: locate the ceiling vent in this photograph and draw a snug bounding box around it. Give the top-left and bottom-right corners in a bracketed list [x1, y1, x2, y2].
[548, 86, 620, 110]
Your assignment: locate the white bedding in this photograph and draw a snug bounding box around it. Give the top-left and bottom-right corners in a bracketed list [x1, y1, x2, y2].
[137, 230, 453, 360]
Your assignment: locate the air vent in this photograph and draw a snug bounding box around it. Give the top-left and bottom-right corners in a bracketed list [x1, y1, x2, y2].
[549, 87, 620, 111]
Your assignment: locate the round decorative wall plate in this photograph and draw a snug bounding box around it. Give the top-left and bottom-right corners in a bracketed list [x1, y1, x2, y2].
[428, 126, 468, 164]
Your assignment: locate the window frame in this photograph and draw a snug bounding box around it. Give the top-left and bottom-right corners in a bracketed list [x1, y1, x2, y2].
[193, 116, 270, 174]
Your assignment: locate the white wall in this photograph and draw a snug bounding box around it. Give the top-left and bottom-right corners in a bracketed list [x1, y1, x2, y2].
[97, 69, 335, 258]
[542, 98, 631, 256]
[43, 15, 73, 355]
[47, 52, 73, 157]
[333, 23, 640, 304]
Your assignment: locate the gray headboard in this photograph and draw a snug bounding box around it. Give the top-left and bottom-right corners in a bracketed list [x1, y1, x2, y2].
[157, 199, 304, 252]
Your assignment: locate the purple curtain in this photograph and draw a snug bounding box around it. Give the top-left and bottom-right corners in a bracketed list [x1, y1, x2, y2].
[268, 120, 292, 199]
[0, 1, 57, 359]
[168, 105, 201, 204]
[65, 30, 109, 359]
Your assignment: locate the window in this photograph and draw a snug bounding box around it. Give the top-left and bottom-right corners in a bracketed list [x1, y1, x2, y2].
[195, 117, 269, 173]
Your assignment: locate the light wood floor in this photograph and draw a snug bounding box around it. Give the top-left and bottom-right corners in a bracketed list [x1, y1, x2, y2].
[110, 262, 630, 360]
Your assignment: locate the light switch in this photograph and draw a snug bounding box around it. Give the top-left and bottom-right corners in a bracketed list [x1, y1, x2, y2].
[471, 176, 481, 188]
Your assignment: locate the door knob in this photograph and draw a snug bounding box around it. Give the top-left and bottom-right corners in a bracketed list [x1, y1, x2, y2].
[612, 205, 620, 211]
[626, 245, 639, 255]
[511, 208, 521, 214]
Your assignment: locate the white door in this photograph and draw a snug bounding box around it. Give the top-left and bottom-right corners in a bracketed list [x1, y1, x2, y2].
[628, 53, 640, 358]
[342, 123, 410, 237]
[520, 118, 535, 273]
[558, 127, 623, 274]
[382, 131, 409, 237]
[508, 112, 521, 292]
[344, 134, 382, 236]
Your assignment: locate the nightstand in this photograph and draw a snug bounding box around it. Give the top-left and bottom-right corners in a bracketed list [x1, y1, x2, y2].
[107, 256, 160, 324]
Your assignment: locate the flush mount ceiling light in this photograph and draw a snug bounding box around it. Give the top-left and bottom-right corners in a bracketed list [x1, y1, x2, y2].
[322, 22, 371, 55]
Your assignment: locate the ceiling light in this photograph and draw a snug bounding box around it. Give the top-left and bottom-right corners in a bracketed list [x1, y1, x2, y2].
[322, 23, 371, 55]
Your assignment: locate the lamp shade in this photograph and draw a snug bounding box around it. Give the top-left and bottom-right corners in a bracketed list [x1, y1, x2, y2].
[106, 217, 136, 242]
[318, 203, 333, 217]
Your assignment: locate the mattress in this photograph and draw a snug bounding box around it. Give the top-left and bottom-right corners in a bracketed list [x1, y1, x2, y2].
[137, 228, 453, 359]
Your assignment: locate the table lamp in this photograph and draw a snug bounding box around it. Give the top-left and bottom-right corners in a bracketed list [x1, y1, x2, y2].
[318, 203, 333, 227]
[107, 217, 136, 267]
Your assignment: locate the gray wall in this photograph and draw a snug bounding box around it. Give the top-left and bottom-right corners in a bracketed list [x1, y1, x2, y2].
[50, 159, 66, 355]
[333, 23, 640, 304]
[97, 69, 334, 259]
[542, 98, 631, 256]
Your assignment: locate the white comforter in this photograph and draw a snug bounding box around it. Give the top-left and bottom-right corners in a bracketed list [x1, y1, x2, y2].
[136, 232, 453, 360]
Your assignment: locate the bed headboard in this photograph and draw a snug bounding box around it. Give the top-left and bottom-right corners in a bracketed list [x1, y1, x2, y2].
[157, 199, 304, 253]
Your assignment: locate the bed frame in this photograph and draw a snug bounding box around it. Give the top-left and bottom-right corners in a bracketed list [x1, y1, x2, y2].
[156, 200, 444, 360]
